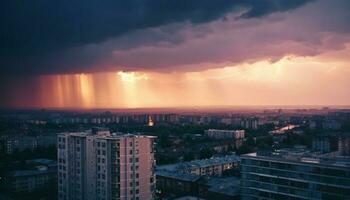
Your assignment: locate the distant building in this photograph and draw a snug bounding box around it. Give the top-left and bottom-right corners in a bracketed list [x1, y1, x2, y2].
[241, 149, 350, 200]
[57, 130, 156, 200]
[5, 159, 57, 193]
[205, 129, 245, 140]
[312, 135, 338, 153]
[241, 118, 259, 130]
[338, 133, 350, 156]
[220, 118, 233, 125]
[309, 121, 316, 129]
[322, 120, 341, 130]
[157, 155, 240, 177]
[0, 135, 56, 154]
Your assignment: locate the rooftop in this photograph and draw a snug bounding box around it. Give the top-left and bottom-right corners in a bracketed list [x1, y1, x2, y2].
[243, 148, 350, 169]
[9, 159, 57, 177]
[157, 155, 240, 171]
[155, 170, 201, 182]
[174, 196, 205, 200]
[59, 131, 156, 139]
[12, 168, 56, 177]
[206, 129, 244, 132]
[202, 176, 240, 196]
[26, 158, 56, 165]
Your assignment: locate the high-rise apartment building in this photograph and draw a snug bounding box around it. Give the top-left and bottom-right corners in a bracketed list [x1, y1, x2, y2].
[57, 130, 156, 200]
[241, 149, 350, 200]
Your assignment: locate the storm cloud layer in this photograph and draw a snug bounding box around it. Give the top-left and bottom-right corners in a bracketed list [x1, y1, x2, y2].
[0, 0, 314, 75]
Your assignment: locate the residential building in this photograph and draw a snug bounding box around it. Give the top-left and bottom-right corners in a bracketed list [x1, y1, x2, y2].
[57, 130, 156, 200]
[157, 155, 240, 177]
[241, 149, 350, 200]
[156, 170, 200, 197]
[338, 133, 350, 156]
[205, 129, 245, 140]
[156, 170, 240, 200]
[0, 135, 56, 154]
[312, 135, 338, 153]
[241, 118, 259, 130]
[4, 159, 57, 192]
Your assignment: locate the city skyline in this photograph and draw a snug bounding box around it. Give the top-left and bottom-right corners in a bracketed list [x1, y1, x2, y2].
[1, 0, 350, 108]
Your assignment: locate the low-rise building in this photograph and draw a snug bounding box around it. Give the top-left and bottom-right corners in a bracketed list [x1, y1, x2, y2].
[156, 170, 240, 200]
[205, 129, 245, 140]
[4, 159, 57, 193]
[0, 135, 57, 154]
[156, 170, 200, 197]
[157, 155, 240, 177]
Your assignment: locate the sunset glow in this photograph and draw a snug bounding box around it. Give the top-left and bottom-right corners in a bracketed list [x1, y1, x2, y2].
[3, 48, 349, 109]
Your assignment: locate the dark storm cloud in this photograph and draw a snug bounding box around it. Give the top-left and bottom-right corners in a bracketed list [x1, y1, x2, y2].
[0, 0, 312, 75]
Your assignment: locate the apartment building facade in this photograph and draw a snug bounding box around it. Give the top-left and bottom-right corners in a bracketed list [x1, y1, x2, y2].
[241, 149, 350, 200]
[57, 130, 156, 200]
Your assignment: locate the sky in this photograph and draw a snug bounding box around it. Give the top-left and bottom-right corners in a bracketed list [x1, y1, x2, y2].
[1, 0, 350, 108]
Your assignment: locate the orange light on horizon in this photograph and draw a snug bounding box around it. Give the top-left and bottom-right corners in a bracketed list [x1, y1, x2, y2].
[7, 50, 350, 109]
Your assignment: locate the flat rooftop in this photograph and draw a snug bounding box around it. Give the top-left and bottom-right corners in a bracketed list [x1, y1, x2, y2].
[206, 129, 244, 132]
[59, 131, 156, 139]
[203, 176, 240, 196]
[157, 155, 240, 171]
[155, 170, 201, 182]
[242, 148, 350, 169]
